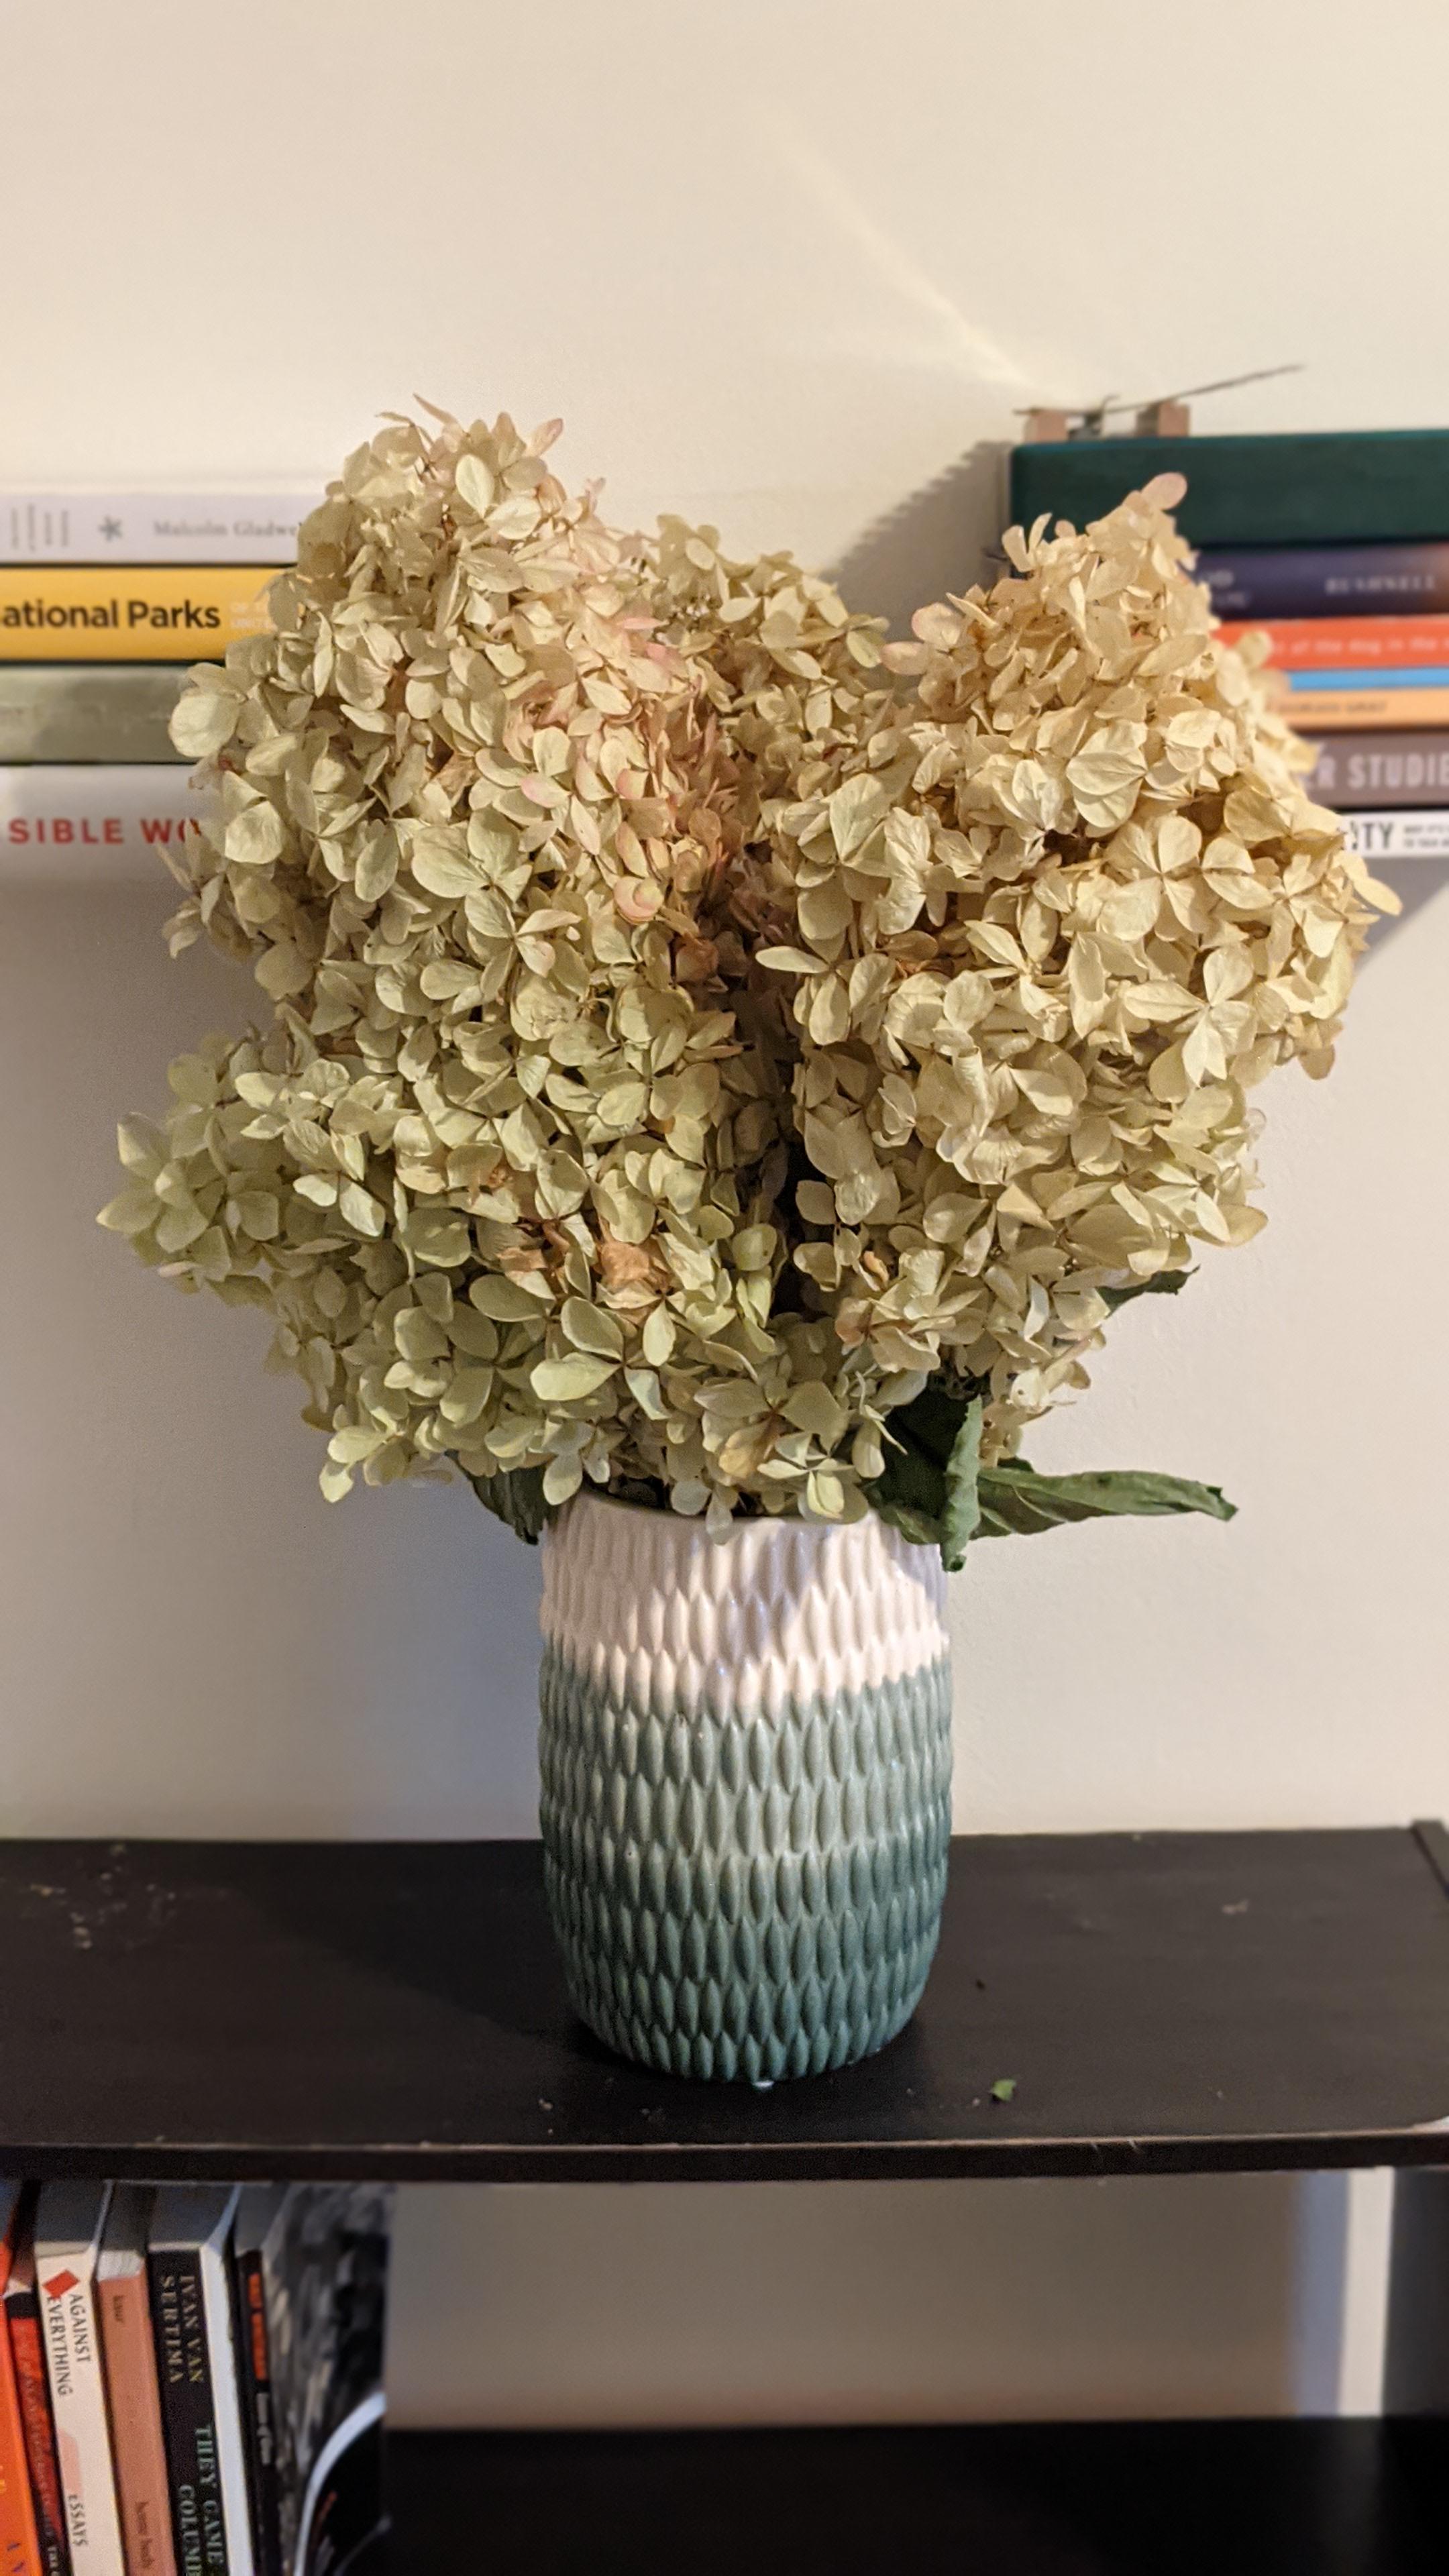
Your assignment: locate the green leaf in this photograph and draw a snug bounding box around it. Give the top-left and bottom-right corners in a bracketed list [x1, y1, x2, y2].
[990, 2078, 1017, 2104]
[462, 1464, 555, 1544]
[975, 1460, 1236, 1539]
[1099, 1269, 1191, 1313]
[940, 1399, 983, 1572]
[869, 1495, 945, 1550]
[864, 1377, 979, 1560]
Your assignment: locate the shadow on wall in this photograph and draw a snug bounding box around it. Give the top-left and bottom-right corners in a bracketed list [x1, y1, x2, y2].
[827, 441, 1008, 634]
[1368, 861, 1449, 948]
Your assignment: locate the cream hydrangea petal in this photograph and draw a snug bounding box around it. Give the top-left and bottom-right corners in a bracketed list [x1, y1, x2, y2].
[105, 419, 1383, 1521]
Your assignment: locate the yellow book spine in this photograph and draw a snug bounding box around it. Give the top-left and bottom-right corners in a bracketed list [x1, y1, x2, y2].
[0, 565, 281, 661]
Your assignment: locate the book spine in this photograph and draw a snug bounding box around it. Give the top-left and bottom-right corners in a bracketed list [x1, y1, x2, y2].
[0, 767, 198, 881]
[39, 2275, 122, 2571]
[1199, 542, 1449, 619]
[0, 568, 280, 664]
[1286, 664, 1449, 692]
[1217, 613, 1449, 669]
[197, 2259, 250, 2576]
[0, 495, 315, 568]
[1303, 729, 1449, 808]
[147, 2257, 226, 2576]
[1281, 683, 1449, 731]
[229, 2263, 278, 2576]
[1344, 809, 1449, 860]
[1011, 428, 1449, 547]
[97, 2276, 176, 2576]
[4, 2294, 70, 2576]
[0, 665, 186, 769]
[0, 2306, 43, 2576]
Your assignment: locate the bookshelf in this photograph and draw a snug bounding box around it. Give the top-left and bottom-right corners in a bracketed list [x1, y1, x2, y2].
[388, 2419, 1447, 2576]
[3, 1827, 1448, 2182]
[5, 1826, 1448, 2568]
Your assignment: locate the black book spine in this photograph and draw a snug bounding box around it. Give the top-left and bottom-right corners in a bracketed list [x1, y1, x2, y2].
[1301, 727, 1449, 810]
[231, 2251, 281, 2576]
[148, 2251, 230, 2576]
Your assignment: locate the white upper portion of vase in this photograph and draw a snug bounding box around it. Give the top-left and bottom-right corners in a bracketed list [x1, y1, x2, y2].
[539, 1495, 949, 1721]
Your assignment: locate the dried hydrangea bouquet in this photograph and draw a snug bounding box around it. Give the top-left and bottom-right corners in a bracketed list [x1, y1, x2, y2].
[103, 410, 1389, 2082]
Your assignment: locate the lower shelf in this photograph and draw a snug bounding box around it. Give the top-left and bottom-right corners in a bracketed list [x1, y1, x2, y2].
[386, 2420, 1446, 2574]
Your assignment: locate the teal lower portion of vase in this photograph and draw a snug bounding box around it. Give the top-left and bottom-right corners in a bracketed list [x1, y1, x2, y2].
[537, 1645, 954, 2082]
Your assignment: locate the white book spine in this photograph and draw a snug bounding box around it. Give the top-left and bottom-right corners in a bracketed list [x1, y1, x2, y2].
[0, 763, 199, 882]
[0, 493, 319, 565]
[40, 2247, 125, 2572]
[200, 2239, 255, 2576]
[1345, 808, 1449, 860]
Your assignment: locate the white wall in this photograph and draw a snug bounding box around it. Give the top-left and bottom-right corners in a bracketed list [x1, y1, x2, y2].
[4, 0, 1447, 2429]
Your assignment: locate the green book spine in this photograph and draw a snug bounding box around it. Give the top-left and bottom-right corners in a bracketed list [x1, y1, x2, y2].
[1008, 429, 1449, 549]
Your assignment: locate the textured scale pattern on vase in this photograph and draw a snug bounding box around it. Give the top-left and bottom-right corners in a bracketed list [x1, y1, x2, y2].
[538, 1496, 953, 2082]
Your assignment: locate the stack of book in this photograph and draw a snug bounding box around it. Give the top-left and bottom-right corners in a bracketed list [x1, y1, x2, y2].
[1009, 429, 1449, 861]
[0, 2180, 390, 2576]
[0, 494, 311, 876]
[1209, 549, 1449, 861]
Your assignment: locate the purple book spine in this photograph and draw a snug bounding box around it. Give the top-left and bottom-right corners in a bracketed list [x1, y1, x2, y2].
[1198, 543, 1449, 620]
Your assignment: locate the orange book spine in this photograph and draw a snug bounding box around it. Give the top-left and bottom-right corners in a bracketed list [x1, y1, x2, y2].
[5, 2314, 66, 2576]
[0, 2253, 42, 2576]
[97, 2279, 174, 2576]
[1275, 684, 1449, 731]
[1218, 612, 1449, 667]
[0, 2339, 43, 2576]
[0, 2196, 44, 2576]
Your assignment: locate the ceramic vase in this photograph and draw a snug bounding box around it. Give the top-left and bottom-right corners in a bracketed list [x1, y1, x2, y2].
[537, 1493, 953, 2082]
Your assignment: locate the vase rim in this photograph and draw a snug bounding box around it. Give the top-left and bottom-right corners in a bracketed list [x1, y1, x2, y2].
[551, 1487, 938, 1556]
[559, 1487, 812, 1534]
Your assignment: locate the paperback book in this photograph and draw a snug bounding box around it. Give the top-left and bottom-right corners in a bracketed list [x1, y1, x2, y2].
[3, 2198, 70, 2576]
[1197, 541, 1449, 620]
[0, 568, 280, 664]
[1344, 810, 1449, 860]
[0, 2186, 46, 2576]
[97, 2192, 175, 2576]
[1216, 613, 1449, 670]
[1275, 681, 1449, 732]
[148, 2190, 254, 2576]
[0, 767, 199, 880]
[0, 496, 315, 568]
[229, 2195, 284, 2576]
[0, 666, 188, 765]
[1302, 730, 1449, 810]
[34, 2184, 125, 2573]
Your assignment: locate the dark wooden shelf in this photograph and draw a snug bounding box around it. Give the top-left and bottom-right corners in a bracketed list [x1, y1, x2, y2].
[384, 2421, 1448, 2575]
[3, 1828, 1448, 2183]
